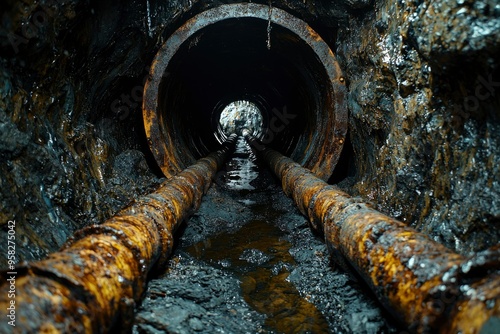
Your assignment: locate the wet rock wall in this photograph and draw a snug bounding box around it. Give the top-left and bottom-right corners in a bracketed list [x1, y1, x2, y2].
[336, 0, 500, 255]
[0, 0, 165, 266]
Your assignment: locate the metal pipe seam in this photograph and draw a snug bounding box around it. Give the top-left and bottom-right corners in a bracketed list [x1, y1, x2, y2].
[246, 135, 500, 334]
[0, 134, 237, 333]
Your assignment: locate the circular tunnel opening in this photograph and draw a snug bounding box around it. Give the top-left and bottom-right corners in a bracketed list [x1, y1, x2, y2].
[144, 3, 347, 180]
[217, 100, 264, 142]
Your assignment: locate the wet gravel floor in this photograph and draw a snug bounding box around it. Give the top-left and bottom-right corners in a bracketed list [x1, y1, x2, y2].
[133, 139, 401, 333]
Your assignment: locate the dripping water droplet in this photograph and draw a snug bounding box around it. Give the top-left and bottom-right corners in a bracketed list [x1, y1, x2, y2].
[267, 0, 273, 50]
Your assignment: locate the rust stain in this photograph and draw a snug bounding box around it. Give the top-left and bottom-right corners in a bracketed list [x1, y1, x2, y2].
[306, 25, 322, 42]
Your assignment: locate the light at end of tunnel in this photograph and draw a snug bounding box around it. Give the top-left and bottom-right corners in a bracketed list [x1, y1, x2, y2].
[219, 100, 263, 138]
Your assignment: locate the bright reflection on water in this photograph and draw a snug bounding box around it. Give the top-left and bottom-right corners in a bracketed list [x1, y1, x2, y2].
[224, 137, 259, 190]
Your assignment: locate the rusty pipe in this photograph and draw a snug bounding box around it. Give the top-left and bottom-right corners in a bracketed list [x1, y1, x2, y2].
[0, 134, 237, 333]
[246, 136, 500, 334]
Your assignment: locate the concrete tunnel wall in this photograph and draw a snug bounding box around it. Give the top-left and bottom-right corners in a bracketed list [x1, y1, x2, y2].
[0, 0, 499, 268]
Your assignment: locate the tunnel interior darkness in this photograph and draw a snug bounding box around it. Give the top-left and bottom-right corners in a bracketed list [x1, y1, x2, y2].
[144, 3, 347, 180]
[163, 17, 315, 156]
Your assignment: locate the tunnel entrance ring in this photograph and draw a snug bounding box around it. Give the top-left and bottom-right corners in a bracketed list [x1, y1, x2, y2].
[143, 3, 347, 180]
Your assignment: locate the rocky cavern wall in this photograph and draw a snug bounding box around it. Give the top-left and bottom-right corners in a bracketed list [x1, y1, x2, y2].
[336, 0, 500, 255]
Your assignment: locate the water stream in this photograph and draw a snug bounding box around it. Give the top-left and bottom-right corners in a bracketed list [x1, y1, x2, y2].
[224, 137, 259, 191]
[186, 219, 330, 333]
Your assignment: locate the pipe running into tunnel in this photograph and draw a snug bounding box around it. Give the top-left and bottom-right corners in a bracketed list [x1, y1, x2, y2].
[0, 136, 237, 333]
[143, 3, 347, 181]
[246, 135, 500, 334]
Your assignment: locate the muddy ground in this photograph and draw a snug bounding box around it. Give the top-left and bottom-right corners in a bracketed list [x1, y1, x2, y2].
[133, 140, 402, 334]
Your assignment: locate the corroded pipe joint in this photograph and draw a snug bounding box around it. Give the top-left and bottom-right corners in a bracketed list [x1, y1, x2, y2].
[0, 135, 236, 333]
[247, 136, 500, 334]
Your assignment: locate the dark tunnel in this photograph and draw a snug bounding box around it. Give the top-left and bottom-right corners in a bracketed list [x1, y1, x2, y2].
[143, 4, 347, 180]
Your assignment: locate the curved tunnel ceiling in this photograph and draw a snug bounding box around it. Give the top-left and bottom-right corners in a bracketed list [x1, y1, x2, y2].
[143, 3, 347, 180]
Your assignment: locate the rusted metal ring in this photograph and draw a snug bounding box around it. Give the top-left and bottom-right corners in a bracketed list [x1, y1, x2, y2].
[143, 3, 347, 180]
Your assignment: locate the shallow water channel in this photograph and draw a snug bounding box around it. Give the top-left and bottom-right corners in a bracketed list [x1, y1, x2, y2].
[133, 138, 397, 333]
[187, 218, 329, 333]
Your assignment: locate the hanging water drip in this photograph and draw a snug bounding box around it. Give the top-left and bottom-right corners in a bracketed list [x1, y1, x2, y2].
[146, 0, 153, 38]
[267, 0, 273, 50]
